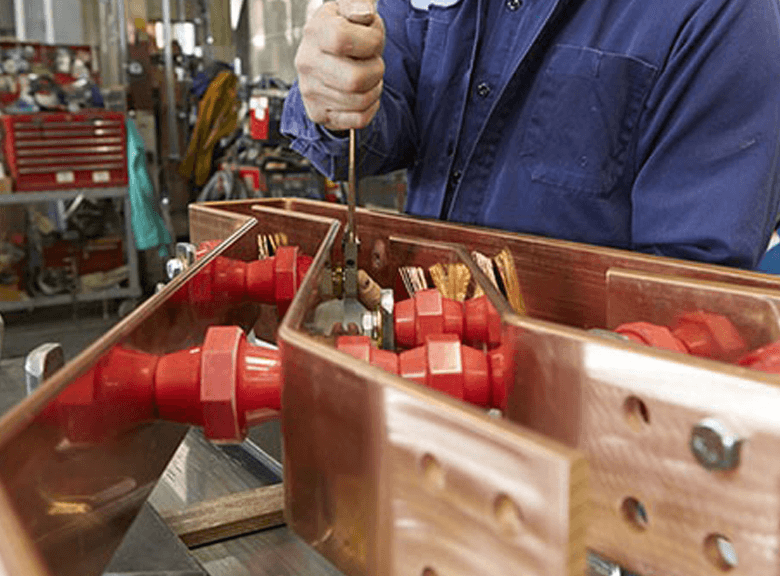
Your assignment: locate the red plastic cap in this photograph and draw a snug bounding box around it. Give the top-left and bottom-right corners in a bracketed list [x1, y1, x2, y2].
[398, 334, 489, 405]
[738, 340, 780, 373]
[425, 334, 467, 399]
[672, 311, 747, 361]
[464, 295, 502, 346]
[614, 322, 688, 353]
[394, 298, 416, 348]
[394, 289, 464, 348]
[414, 290, 446, 347]
[200, 326, 243, 442]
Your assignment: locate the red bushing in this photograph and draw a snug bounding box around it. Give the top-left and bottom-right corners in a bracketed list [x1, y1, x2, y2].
[738, 340, 780, 373]
[199, 326, 283, 442]
[42, 327, 282, 445]
[614, 322, 688, 353]
[54, 368, 100, 443]
[337, 336, 400, 374]
[274, 246, 299, 316]
[155, 344, 204, 425]
[399, 334, 490, 407]
[463, 295, 502, 346]
[395, 289, 463, 348]
[671, 311, 747, 361]
[488, 344, 511, 410]
[99, 346, 157, 425]
[212, 256, 247, 302]
[176, 245, 311, 316]
[237, 338, 282, 428]
[200, 326, 244, 443]
[246, 258, 277, 303]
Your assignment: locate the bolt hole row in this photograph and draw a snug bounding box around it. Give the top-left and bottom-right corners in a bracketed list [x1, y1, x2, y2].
[620, 497, 737, 571]
[420, 453, 523, 539]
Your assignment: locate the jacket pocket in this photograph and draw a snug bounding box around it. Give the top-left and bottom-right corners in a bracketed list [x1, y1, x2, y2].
[519, 44, 657, 196]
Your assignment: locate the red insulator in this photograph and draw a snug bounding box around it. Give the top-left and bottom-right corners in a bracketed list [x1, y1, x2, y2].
[45, 326, 282, 444]
[671, 311, 747, 361]
[614, 322, 688, 353]
[394, 289, 501, 348]
[738, 341, 780, 373]
[174, 245, 312, 316]
[337, 334, 507, 409]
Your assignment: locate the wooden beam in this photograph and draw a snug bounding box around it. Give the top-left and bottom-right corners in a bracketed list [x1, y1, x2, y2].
[161, 483, 285, 548]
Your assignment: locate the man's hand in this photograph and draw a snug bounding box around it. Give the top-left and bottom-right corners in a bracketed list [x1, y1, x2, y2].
[295, 0, 385, 131]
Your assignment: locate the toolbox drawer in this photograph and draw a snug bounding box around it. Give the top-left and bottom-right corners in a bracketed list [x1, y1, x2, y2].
[2, 112, 128, 192]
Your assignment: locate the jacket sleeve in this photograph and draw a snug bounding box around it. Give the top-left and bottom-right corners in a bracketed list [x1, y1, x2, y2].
[632, 0, 780, 268]
[280, 0, 420, 181]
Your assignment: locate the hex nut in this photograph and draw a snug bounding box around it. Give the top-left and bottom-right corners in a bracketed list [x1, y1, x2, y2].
[690, 419, 743, 471]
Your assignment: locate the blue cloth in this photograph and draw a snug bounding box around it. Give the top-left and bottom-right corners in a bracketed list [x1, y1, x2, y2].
[126, 119, 171, 256]
[282, 0, 780, 268]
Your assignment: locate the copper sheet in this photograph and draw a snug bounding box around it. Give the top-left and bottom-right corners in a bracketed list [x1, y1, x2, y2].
[279, 232, 588, 576]
[504, 314, 780, 575]
[0, 208, 340, 576]
[218, 198, 780, 329]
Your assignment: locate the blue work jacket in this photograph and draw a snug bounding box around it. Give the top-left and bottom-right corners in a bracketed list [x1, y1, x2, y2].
[282, 0, 780, 268]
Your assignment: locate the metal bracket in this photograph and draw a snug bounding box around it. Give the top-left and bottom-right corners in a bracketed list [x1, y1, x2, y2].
[24, 343, 65, 396]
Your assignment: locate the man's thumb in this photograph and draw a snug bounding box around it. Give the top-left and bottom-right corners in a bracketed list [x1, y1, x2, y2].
[337, 0, 376, 24]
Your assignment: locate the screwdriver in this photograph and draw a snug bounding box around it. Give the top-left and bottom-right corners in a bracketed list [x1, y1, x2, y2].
[341, 5, 375, 298]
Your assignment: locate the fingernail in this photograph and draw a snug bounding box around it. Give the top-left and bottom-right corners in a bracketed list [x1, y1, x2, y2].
[341, 0, 375, 22]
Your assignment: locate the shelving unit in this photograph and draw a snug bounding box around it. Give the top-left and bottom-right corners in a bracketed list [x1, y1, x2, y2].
[0, 187, 141, 313]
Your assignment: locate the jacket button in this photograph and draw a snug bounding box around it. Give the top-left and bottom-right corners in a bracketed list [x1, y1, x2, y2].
[506, 0, 521, 10]
[476, 82, 491, 98]
[450, 170, 462, 186]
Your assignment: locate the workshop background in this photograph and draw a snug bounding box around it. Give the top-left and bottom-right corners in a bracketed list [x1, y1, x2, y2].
[0, 2, 400, 573]
[0, 0, 406, 359]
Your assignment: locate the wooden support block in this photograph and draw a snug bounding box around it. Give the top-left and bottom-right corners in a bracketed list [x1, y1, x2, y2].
[161, 483, 285, 548]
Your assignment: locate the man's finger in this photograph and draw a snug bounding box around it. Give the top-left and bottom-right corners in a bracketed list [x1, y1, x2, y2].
[337, 0, 376, 24]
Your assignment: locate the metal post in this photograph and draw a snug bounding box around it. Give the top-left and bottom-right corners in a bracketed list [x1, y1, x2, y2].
[162, 0, 180, 160]
[202, 0, 213, 63]
[43, 0, 55, 43]
[177, 0, 186, 21]
[115, 0, 128, 87]
[13, 0, 26, 41]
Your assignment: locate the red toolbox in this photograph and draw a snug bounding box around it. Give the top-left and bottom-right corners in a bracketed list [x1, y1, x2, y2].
[1, 111, 128, 191]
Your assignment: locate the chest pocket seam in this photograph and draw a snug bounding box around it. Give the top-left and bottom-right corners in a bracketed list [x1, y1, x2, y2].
[519, 44, 657, 197]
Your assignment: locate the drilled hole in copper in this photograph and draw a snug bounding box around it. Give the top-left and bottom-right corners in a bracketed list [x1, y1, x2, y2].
[704, 534, 738, 571]
[420, 453, 444, 490]
[620, 497, 649, 531]
[494, 493, 523, 538]
[624, 396, 650, 432]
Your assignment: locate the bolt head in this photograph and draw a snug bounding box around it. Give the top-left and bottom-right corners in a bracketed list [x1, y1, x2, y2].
[690, 419, 742, 471]
[166, 258, 185, 280]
